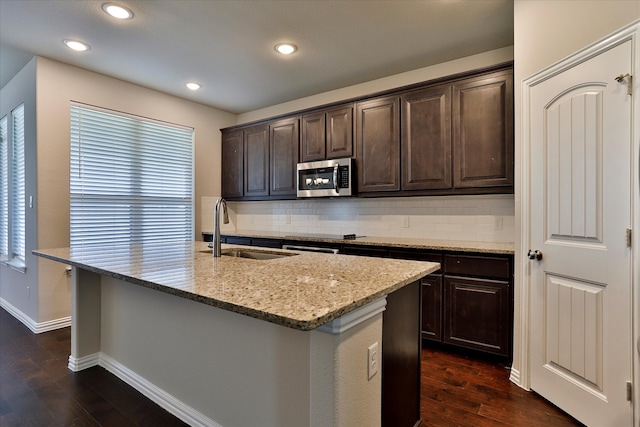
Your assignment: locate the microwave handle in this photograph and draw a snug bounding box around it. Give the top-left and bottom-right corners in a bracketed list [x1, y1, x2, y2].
[333, 164, 339, 194]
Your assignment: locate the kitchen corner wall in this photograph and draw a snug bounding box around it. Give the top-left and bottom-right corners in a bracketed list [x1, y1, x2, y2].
[202, 195, 515, 243]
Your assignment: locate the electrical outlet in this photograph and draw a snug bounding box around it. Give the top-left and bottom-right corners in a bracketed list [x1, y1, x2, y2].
[285, 214, 291, 224]
[402, 216, 410, 228]
[494, 216, 503, 230]
[368, 342, 379, 380]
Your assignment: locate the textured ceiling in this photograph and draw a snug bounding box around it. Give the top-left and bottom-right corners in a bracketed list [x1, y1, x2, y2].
[0, 0, 513, 114]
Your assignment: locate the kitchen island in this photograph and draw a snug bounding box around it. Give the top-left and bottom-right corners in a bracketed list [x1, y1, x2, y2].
[34, 241, 439, 427]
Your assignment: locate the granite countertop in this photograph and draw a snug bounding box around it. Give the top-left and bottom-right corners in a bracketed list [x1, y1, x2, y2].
[33, 241, 438, 331]
[205, 229, 515, 255]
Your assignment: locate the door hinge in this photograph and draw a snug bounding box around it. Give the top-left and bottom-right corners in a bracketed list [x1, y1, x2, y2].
[615, 73, 633, 96]
[626, 381, 633, 401]
[626, 228, 632, 248]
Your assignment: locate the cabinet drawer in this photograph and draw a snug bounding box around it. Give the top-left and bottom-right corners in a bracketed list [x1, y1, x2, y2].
[444, 254, 510, 280]
[250, 238, 283, 248]
[388, 249, 442, 272]
[342, 246, 389, 258]
[225, 236, 252, 246]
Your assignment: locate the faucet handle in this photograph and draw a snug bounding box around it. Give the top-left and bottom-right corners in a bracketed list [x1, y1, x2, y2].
[222, 203, 229, 224]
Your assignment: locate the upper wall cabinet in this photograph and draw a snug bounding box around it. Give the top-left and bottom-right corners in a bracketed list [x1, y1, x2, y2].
[301, 104, 353, 162]
[452, 70, 513, 189]
[222, 119, 299, 201]
[244, 124, 270, 198]
[401, 84, 452, 191]
[356, 65, 513, 196]
[221, 129, 244, 199]
[220, 62, 513, 201]
[270, 117, 299, 197]
[356, 96, 401, 193]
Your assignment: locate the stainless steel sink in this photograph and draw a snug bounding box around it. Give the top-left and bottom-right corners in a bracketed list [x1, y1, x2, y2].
[201, 248, 298, 260]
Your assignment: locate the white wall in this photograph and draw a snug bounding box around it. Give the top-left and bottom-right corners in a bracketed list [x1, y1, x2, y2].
[512, 0, 639, 389]
[1, 57, 237, 328]
[203, 195, 515, 243]
[239, 46, 513, 124]
[0, 58, 38, 323]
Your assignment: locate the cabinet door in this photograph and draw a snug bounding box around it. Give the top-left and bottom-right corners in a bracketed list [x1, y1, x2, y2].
[326, 105, 353, 159]
[221, 129, 244, 199]
[401, 85, 452, 190]
[301, 112, 325, 162]
[244, 124, 269, 197]
[452, 70, 513, 189]
[356, 96, 400, 193]
[421, 274, 442, 342]
[270, 118, 299, 197]
[443, 276, 510, 356]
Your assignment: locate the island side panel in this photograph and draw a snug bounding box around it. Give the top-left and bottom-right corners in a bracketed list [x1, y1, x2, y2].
[382, 280, 421, 427]
[310, 313, 384, 427]
[69, 267, 102, 370]
[99, 275, 314, 427]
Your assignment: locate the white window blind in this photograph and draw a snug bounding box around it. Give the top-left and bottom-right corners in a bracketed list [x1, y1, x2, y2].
[11, 104, 25, 261]
[70, 105, 194, 247]
[0, 115, 8, 258]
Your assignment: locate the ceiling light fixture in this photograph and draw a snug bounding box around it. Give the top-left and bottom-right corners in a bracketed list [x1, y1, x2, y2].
[64, 40, 90, 52]
[275, 43, 297, 55]
[186, 82, 201, 90]
[102, 3, 133, 19]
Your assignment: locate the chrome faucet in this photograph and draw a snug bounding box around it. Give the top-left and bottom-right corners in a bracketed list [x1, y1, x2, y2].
[213, 197, 229, 257]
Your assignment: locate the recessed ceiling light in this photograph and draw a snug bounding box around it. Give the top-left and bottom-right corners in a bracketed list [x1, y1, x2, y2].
[64, 40, 90, 52]
[186, 82, 201, 90]
[275, 43, 297, 55]
[102, 3, 133, 19]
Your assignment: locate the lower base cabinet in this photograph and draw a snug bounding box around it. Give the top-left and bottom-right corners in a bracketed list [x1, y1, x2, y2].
[443, 275, 510, 356]
[208, 234, 514, 359]
[421, 274, 442, 342]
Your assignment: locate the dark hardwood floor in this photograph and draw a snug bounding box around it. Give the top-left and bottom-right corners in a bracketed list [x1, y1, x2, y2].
[0, 308, 187, 426]
[420, 345, 584, 426]
[1, 307, 583, 426]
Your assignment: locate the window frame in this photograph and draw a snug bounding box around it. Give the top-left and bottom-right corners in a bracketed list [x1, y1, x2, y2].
[0, 103, 26, 272]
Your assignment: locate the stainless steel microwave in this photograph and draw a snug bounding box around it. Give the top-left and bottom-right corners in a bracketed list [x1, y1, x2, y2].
[297, 157, 354, 197]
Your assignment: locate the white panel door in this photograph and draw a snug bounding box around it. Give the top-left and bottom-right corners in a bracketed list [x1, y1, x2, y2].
[529, 40, 633, 426]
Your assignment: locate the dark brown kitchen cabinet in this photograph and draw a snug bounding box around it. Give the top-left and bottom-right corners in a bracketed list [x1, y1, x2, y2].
[301, 111, 325, 162]
[326, 105, 353, 159]
[443, 276, 510, 356]
[421, 274, 443, 342]
[220, 62, 513, 200]
[301, 104, 353, 162]
[221, 129, 244, 199]
[452, 70, 513, 189]
[243, 124, 269, 198]
[401, 84, 452, 190]
[270, 118, 299, 197]
[356, 96, 400, 193]
[442, 253, 512, 357]
[388, 249, 444, 342]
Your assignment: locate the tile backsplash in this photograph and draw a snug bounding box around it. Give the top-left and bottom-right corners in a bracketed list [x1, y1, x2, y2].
[203, 195, 515, 243]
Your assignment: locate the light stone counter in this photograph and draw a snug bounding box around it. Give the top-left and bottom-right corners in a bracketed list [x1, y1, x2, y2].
[206, 229, 515, 255]
[34, 241, 438, 331]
